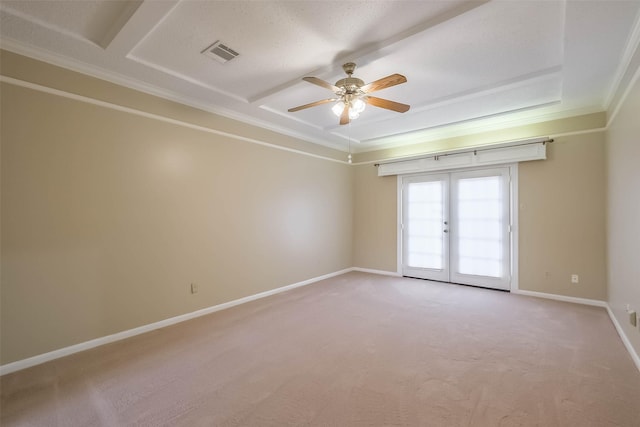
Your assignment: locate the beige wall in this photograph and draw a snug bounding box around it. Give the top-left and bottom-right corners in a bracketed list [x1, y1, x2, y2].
[1, 78, 352, 364]
[606, 75, 640, 356]
[518, 133, 606, 299]
[0, 49, 616, 367]
[352, 165, 397, 272]
[352, 134, 607, 301]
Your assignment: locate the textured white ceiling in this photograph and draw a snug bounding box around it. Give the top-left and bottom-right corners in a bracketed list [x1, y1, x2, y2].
[1, 0, 639, 153]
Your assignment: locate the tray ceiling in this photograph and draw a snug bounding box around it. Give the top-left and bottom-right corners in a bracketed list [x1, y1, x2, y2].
[1, 0, 639, 153]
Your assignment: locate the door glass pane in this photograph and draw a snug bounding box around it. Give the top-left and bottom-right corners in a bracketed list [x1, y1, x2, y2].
[455, 176, 503, 277]
[406, 181, 444, 269]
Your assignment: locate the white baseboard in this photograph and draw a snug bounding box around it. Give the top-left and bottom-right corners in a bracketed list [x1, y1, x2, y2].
[5, 271, 638, 376]
[351, 267, 402, 277]
[0, 268, 352, 376]
[511, 289, 607, 307]
[606, 305, 640, 372]
[511, 289, 639, 372]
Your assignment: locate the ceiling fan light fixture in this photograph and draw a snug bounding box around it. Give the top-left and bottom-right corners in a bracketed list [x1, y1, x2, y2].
[331, 98, 366, 119]
[352, 98, 366, 113]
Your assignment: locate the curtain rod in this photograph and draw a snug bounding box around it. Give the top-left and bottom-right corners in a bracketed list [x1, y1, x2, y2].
[373, 138, 554, 167]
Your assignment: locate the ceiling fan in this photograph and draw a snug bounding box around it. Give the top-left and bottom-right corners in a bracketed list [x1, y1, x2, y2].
[288, 62, 410, 125]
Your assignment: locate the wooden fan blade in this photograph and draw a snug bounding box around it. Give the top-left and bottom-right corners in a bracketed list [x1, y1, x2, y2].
[365, 96, 410, 113]
[288, 98, 337, 112]
[360, 74, 407, 93]
[303, 76, 341, 93]
[339, 104, 350, 125]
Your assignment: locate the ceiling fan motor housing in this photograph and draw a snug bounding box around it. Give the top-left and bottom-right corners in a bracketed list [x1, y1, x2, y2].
[335, 62, 364, 94]
[335, 77, 365, 94]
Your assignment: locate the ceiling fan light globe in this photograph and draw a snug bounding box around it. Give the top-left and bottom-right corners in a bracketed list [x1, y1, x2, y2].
[348, 110, 360, 120]
[332, 101, 345, 116]
[352, 98, 366, 113]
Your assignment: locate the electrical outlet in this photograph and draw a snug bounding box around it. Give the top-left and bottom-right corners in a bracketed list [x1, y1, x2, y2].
[190, 283, 198, 294]
[571, 274, 579, 284]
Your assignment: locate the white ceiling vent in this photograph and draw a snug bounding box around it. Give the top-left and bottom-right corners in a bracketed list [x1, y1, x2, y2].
[202, 41, 239, 64]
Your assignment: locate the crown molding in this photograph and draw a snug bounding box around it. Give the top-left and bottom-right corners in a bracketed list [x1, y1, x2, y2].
[0, 40, 345, 152]
[0, 75, 349, 165]
[604, 6, 640, 111]
[356, 105, 603, 154]
[606, 48, 640, 128]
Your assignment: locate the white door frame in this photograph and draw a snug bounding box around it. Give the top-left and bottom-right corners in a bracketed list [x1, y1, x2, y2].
[397, 163, 519, 292]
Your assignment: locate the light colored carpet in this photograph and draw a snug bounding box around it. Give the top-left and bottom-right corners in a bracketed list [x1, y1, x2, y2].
[1, 272, 639, 426]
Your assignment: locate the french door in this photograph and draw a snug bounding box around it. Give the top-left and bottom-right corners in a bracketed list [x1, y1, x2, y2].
[401, 167, 512, 290]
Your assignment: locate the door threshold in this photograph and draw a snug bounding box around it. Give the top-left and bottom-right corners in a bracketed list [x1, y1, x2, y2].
[402, 276, 510, 292]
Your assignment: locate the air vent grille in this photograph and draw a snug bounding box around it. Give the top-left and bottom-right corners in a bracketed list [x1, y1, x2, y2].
[202, 41, 240, 64]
